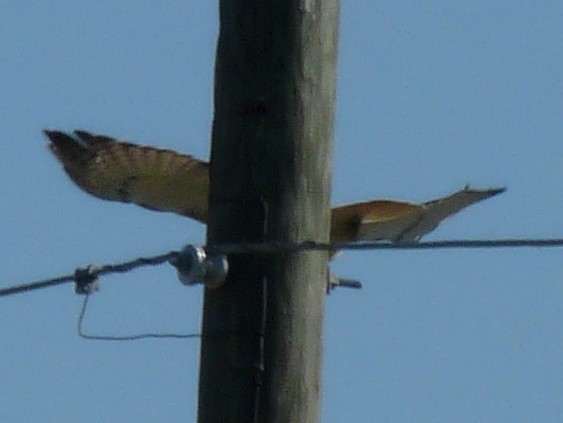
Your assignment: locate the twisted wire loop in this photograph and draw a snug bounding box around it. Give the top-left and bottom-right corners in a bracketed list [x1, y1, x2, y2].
[77, 294, 201, 341]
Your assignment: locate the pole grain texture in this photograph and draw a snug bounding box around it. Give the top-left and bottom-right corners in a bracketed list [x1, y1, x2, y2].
[198, 1, 340, 422]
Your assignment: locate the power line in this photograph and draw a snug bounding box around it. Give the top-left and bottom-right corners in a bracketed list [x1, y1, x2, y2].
[208, 237, 563, 254]
[0, 251, 178, 297]
[1, 237, 562, 299]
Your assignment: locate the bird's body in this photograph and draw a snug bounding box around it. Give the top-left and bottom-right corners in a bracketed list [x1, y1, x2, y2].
[45, 130, 505, 243]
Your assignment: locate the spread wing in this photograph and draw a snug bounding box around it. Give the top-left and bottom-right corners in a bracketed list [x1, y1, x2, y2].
[45, 130, 210, 222]
[45, 130, 504, 243]
[331, 186, 505, 243]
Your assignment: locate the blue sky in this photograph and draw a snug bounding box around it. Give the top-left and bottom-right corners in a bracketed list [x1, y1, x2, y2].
[1, 1, 562, 422]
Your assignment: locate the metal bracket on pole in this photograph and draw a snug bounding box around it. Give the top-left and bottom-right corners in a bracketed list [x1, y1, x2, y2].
[327, 269, 362, 293]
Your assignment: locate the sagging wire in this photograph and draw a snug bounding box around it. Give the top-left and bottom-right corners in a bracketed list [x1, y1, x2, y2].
[77, 294, 200, 341]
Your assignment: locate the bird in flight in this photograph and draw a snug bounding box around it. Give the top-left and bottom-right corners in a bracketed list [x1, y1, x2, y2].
[44, 130, 505, 243]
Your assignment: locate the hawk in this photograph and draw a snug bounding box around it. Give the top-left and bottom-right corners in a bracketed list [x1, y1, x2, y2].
[44, 130, 505, 243]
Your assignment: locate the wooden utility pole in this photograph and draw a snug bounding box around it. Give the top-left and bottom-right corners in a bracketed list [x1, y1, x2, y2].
[198, 1, 340, 422]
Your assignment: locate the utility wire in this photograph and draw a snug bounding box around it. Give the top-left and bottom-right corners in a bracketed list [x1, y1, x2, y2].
[208, 238, 563, 254]
[77, 294, 200, 341]
[1, 238, 562, 299]
[0, 251, 178, 298]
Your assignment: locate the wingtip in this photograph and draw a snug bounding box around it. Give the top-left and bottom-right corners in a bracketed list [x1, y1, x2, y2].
[43, 129, 72, 149]
[43, 129, 64, 141]
[487, 187, 507, 197]
[463, 184, 506, 197]
[43, 129, 90, 162]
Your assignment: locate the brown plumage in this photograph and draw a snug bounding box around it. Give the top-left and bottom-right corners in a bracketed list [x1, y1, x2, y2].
[330, 187, 505, 243]
[45, 130, 209, 223]
[44, 130, 505, 243]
